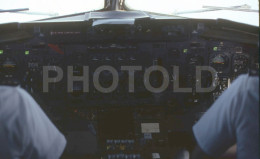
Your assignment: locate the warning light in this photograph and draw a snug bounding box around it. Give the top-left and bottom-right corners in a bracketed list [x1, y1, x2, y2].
[183, 49, 188, 53]
[25, 50, 30, 55]
[0, 50, 3, 54]
[213, 47, 218, 51]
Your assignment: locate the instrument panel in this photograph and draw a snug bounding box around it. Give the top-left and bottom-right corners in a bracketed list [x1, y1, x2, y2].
[0, 18, 258, 159]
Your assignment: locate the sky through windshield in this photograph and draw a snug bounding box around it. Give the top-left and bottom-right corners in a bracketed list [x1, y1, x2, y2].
[0, 0, 259, 26]
[0, 0, 104, 23]
[126, 0, 259, 26]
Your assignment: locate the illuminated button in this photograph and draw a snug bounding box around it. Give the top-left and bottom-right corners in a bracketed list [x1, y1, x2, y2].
[0, 50, 3, 54]
[213, 47, 218, 51]
[183, 49, 188, 53]
[25, 50, 30, 55]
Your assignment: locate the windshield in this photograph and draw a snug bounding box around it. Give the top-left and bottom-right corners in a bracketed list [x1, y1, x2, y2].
[126, 0, 259, 26]
[0, 0, 104, 23]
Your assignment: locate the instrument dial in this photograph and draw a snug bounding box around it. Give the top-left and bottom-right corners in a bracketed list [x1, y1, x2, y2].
[233, 54, 249, 73]
[210, 54, 229, 72]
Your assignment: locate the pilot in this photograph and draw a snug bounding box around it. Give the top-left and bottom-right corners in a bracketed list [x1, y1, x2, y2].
[0, 86, 66, 159]
[191, 73, 259, 159]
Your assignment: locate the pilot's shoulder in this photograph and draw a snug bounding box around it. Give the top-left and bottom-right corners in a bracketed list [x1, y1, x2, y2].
[234, 74, 258, 85]
[0, 85, 21, 96]
[0, 85, 31, 103]
[234, 74, 259, 96]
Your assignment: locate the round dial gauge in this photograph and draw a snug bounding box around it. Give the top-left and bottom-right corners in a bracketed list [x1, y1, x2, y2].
[210, 54, 229, 71]
[233, 55, 249, 73]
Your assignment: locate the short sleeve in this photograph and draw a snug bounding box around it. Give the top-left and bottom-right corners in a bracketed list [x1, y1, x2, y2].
[0, 86, 66, 159]
[192, 75, 247, 157]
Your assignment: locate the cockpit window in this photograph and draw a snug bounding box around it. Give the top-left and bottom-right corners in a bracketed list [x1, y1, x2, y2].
[125, 0, 259, 26]
[0, 0, 104, 23]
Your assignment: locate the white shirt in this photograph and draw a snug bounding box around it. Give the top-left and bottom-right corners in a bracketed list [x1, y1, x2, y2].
[0, 86, 66, 159]
[193, 74, 259, 159]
